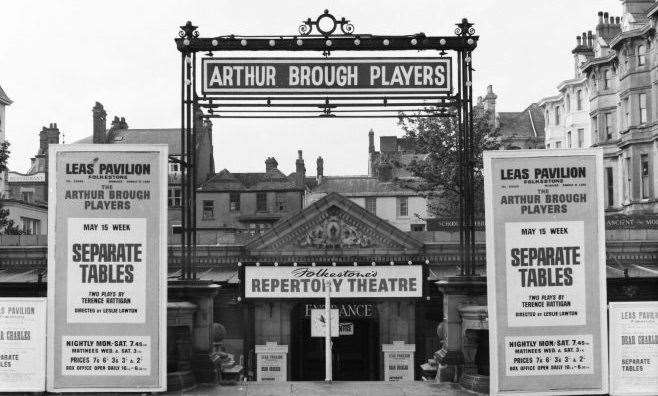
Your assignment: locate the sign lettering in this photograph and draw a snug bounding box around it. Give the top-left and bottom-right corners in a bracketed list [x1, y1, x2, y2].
[202, 58, 451, 95]
[244, 265, 423, 298]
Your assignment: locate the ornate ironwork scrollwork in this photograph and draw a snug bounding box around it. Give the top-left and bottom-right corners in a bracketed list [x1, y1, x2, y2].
[455, 18, 475, 37]
[299, 9, 355, 37]
[179, 21, 199, 39]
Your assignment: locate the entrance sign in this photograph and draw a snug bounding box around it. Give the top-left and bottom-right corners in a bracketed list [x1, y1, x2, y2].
[0, 298, 46, 392]
[202, 57, 451, 95]
[608, 302, 658, 395]
[484, 149, 607, 395]
[255, 342, 288, 382]
[47, 145, 167, 392]
[310, 309, 339, 338]
[382, 341, 415, 381]
[244, 265, 423, 298]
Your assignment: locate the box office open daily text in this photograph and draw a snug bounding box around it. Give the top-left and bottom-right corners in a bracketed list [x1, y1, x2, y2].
[484, 149, 607, 395]
[47, 145, 167, 392]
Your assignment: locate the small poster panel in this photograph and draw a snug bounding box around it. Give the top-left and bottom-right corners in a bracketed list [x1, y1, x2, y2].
[484, 149, 607, 395]
[608, 302, 658, 396]
[310, 309, 339, 338]
[0, 298, 47, 392]
[255, 342, 288, 382]
[47, 145, 167, 392]
[382, 341, 415, 381]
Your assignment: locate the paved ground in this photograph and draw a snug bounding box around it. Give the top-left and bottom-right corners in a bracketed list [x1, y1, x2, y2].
[163, 381, 482, 396]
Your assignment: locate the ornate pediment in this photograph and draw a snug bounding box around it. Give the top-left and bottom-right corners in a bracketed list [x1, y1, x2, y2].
[246, 192, 423, 254]
[299, 207, 373, 249]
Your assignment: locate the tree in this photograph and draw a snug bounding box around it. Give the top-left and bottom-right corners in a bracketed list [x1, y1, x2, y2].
[0, 141, 23, 235]
[397, 108, 501, 218]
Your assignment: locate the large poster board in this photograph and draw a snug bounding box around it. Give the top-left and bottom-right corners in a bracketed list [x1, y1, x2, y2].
[484, 149, 607, 395]
[608, 302, 658, 396]
[244, 265, 423, 298]
[47, 145, 167, 392]
[0, 298, 46, 392]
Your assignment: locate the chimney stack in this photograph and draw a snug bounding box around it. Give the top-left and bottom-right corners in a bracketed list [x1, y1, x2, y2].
[316, 156, 324, 184]
[598, 11, 604, 25]
[295, 150, 306, 187]
[92, 102, 107, 144]
[265, 157, 278, 172]
[604, 12, 609, 24]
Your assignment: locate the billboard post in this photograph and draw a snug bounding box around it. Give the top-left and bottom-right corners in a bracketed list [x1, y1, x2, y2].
[484, 149, 607, 395]
[47, 145, 167, 392]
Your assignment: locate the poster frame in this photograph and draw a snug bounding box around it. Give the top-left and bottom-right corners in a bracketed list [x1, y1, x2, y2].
[46, 144, 168, 393]
[608, 301, 658, 396]
[484, 148, 607, 396]
[0, 297, 47, 392]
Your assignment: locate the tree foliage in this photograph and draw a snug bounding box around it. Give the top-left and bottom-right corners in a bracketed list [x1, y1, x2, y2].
[0, 141, 23, 235]
[398, 109, 501, 217]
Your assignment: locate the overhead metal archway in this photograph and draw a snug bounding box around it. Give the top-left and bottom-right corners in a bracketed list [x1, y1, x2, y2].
[174, 10, 479, 280]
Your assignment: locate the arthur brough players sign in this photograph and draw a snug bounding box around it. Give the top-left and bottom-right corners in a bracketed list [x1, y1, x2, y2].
[202, 57, 451, 94]
[484, 149, 607, 395]
[47, 145, 167, 392]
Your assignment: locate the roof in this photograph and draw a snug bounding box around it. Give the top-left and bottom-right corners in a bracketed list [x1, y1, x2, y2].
[497, 103, 545, 140]
[0, 85, 12, 105]
[199, 168, 301, 192]
[309, 175, 420, 197]
[75, 128, 182, 154]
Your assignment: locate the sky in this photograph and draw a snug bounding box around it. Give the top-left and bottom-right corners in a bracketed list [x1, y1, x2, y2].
[1, 0, 620, 176]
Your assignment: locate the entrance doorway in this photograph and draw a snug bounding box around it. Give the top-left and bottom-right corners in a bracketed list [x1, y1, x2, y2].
[290, 301, 379, 381]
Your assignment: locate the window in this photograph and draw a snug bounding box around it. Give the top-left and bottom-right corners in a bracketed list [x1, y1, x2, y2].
[545, 110, 550, 124]
[546, 143, 551, 149]
[168, 187, 181, 207]
[576, 90, 582, 110]
[21, 191, 34, 203]
[638, 44, 647, 66]
[624, 157, 632, 202]
[172, 224, 182, 234]
[168, 156, 181, 173]
[202, 200, 214, 220]
[275, 192, 287, 212]
[577, 129, 584, 148]
[604, 69, 612, 89]
[605, 113, 613, 140]
[20, 217, 40, 235]
[555, 141, 562, 149]
[567, 131, 572, 148]
[606, 167, 614, 207]
[592, 116, 598, 142]
[554, 106, 561, 125]
[411, 224, 425, 232]
[591, 74, 597, 91]
[397, 197, 409, 217]
[229, 192, 240, 211]
[365, 197, 377, 213]
[565, 94, 571, 112]
[624, 97, 630, 128]
[641, 154, 650, 199]
[248, 223, 270, 236]
[639, 93, 647, 123]
[256, 192, 267, 212]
